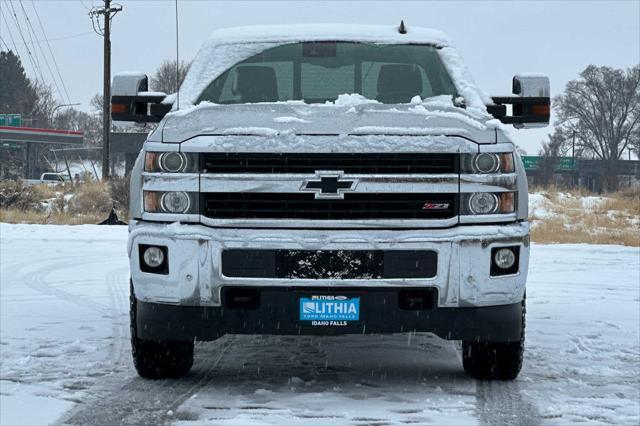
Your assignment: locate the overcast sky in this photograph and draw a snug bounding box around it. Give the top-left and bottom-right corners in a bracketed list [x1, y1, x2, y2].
[1, 0, 639, 154]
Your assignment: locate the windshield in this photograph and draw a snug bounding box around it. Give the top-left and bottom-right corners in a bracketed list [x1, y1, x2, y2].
[197, 42, 457, 105]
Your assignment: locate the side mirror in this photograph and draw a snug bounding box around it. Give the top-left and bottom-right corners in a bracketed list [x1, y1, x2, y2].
[111, 72, 172, 123]
[488, 74, 550, 129]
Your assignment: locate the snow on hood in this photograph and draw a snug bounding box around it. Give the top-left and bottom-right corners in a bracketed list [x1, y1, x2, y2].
[158, 95, 507, 144]
[178, 24, 490, 110]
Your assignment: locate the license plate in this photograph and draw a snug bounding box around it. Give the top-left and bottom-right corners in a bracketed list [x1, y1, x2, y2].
[299, 295, 360, 324]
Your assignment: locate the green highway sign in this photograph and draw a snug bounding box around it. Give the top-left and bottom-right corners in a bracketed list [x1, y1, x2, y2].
[557, 158, 576, 171]
[0, 142, 21, 149]
[0, 114, 22, 127]
[521, 156, 540, 170]
[522, 156, 575, 171]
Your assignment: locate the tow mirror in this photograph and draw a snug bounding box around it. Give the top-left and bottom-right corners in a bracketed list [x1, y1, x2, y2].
[111, 72, 172, 123]
[488, 74, 550, 129]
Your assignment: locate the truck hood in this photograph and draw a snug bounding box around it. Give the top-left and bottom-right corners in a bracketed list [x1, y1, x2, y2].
[156, 98, 510, 144]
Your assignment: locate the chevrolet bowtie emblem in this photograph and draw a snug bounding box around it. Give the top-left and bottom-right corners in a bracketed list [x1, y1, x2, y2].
[300, 171, 357, 199]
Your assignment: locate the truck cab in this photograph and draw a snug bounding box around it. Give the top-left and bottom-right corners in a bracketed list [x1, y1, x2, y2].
[112, 24, 549, 380]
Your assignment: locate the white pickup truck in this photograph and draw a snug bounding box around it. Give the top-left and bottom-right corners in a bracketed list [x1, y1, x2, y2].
[23, 172, 70, 186]
[112, 24, 549, 380]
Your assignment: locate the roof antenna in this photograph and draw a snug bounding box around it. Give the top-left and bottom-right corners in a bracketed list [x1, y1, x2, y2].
[174, 0, 180, 110]
[398, 20, 407, 34]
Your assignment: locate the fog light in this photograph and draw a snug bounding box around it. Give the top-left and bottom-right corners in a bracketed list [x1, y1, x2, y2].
[143, 246, 165, 268]
[494, 248, 516, 269]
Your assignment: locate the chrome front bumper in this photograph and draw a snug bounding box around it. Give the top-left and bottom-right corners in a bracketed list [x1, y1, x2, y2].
[128, 220, 529, 308]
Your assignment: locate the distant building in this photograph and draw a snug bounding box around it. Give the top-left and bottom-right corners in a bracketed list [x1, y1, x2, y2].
[0, 117, 84, 179]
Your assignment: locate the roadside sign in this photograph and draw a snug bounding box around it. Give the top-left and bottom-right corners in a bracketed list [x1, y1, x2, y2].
[0, 141, 21, 149]
[0, 114, 22, 127]
[522, 156, 575, 171]
[557, 158, 575, 171]
[522, 156, 539, 170]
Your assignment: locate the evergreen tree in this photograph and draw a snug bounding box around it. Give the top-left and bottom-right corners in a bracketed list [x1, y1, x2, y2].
[0, 51, 38, 116]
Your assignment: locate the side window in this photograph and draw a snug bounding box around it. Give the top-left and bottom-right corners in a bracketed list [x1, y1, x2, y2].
[217, 71, 239, 104]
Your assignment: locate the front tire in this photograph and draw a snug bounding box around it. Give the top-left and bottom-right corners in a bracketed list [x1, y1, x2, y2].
[130, 284, 194, 379]
[462, 299, 525, 381]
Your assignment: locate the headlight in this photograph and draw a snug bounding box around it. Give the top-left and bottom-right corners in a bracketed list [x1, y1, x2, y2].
[161, 191, 190, 213]
[468, 192, 499, 214]
[461, 153, 514, 173]
[461, 192, 516, 215]
[144, 152, 198, 173]
[159, 152, 187, 172]
[473, 153, 500, 173]
[143, 191, 198, 214]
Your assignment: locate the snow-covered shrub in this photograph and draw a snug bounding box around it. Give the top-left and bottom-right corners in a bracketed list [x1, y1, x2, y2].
[108, 174, 130, 214]
[0, 180, 54, 210]
[68, 180, 111, 214]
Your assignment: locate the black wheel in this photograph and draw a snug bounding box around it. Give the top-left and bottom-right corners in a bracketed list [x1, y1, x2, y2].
[130, 284, 194, 379]
[462, 299, 525, 381]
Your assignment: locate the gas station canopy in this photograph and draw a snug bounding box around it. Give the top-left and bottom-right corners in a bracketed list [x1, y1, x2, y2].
[0, 126, 84, 147]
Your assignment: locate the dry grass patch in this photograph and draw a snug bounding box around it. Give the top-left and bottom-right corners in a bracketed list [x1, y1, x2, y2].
[529, 186, 640, 246]
[0, 179, 128, 225]
[68, 180, 112, 215]
[0, 208, 106, 225]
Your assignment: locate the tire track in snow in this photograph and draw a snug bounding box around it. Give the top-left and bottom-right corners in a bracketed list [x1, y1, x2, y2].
[22, 257, 114, 315]
[60, 337, 236, 426]
[475, 380, 541, 426]
[104, 268, 130, 371]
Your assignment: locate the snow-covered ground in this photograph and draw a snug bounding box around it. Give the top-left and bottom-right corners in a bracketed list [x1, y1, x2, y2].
[1, 223, 639, 425]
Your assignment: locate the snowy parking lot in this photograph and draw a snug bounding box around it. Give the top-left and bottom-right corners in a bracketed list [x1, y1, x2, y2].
[1, 223, 638, 425]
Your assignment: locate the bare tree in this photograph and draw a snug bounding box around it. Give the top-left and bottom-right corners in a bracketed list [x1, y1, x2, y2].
[554, 64, 640, 190]
[54, 107, 102, 147]
[537, 130, 566, 186]
[149, 60, 191, 94]
[630, 127, 640, 158]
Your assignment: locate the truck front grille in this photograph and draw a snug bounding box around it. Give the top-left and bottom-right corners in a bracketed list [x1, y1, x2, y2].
[201, 153, 457, 174]
[201, 193, 457, 220]
[221, 249, 438, 279]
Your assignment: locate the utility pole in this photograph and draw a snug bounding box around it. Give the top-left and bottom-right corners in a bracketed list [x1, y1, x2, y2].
[571, 130, 577, 188]
[90, 1, 122, 180]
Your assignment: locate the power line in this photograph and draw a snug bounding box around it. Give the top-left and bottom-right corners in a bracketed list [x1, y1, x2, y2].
[16, 0, 67, 103]
[29, 0, 73, 104]
[9, 0, 44, 80]
[8, 31, 93, 45]
[4, 1, 45, 85]
[0, 10, 21, 55]
[0, 36, 11, 51]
